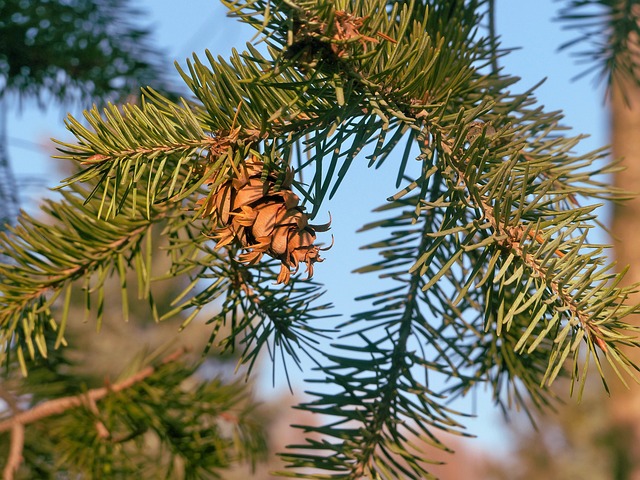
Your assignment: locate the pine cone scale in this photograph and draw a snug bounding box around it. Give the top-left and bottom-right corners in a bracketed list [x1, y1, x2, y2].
[202, 157, 330, 284]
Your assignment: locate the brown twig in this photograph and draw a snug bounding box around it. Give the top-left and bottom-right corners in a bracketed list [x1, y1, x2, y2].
[0, 385, 23, 480]
[3, 423, 24, 480]
[87, 397, 110, 440]
[0, 348, 186, 434]
[81, 137, 220, 165]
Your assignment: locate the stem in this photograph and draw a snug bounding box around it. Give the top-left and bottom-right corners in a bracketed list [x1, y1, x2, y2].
[0, 385, 22, 480]
[3, 423, 24, 480]
[78, 137, 220, 166]
[348, 179, 443, 478]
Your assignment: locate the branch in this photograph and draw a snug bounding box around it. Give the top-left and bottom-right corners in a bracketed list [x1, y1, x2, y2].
[79, 137, 219, 166]
[0, 193, 173, 364]
[348, 209, 438, 478]
[434, 125, 612, 354]
[3, 424, 23, 480]
[2, 221, 151, 313]
[0, 348, 186, 435]
[0, 385, 23, 480]
[482, 199, 607, 351]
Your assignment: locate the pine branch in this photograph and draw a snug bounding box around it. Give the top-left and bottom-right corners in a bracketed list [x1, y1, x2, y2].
[0, 186, 176, 367]
[343, 208, 462, 478]
[171, 247, 335, 382]
[0, 348, 186, 476]
[0, 347, 269, 477]
[217, 259, 335, 377]
[0, 0, 174, 105]
[54, 98, 223, 215]
[282, 186, 474, 477]
[0, 348, 185, 435]
[436, 120, 640, 386]
[3, 423, 24, 480]
[0, 385, 23, 480]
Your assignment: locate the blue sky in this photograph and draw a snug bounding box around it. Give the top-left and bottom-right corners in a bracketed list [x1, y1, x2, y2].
[6, 0, 611, 459]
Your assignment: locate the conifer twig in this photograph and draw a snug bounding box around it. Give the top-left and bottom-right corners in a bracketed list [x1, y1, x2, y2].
[0, 348, 186, 434]
[3, 423, 23, 480]
[0, 386, 23, 480]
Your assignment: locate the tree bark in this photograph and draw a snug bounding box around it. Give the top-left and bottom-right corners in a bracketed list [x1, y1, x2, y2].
[610, 77, 640, 479]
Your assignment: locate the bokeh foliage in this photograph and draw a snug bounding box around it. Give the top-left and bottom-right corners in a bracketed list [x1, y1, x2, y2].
[0, 0, 172, 104]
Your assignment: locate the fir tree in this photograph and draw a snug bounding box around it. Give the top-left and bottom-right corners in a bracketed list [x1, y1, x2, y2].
[1, 0, 640, 478]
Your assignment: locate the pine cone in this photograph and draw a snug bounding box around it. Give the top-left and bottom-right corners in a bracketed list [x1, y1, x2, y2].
[199, 157, 330, 284]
